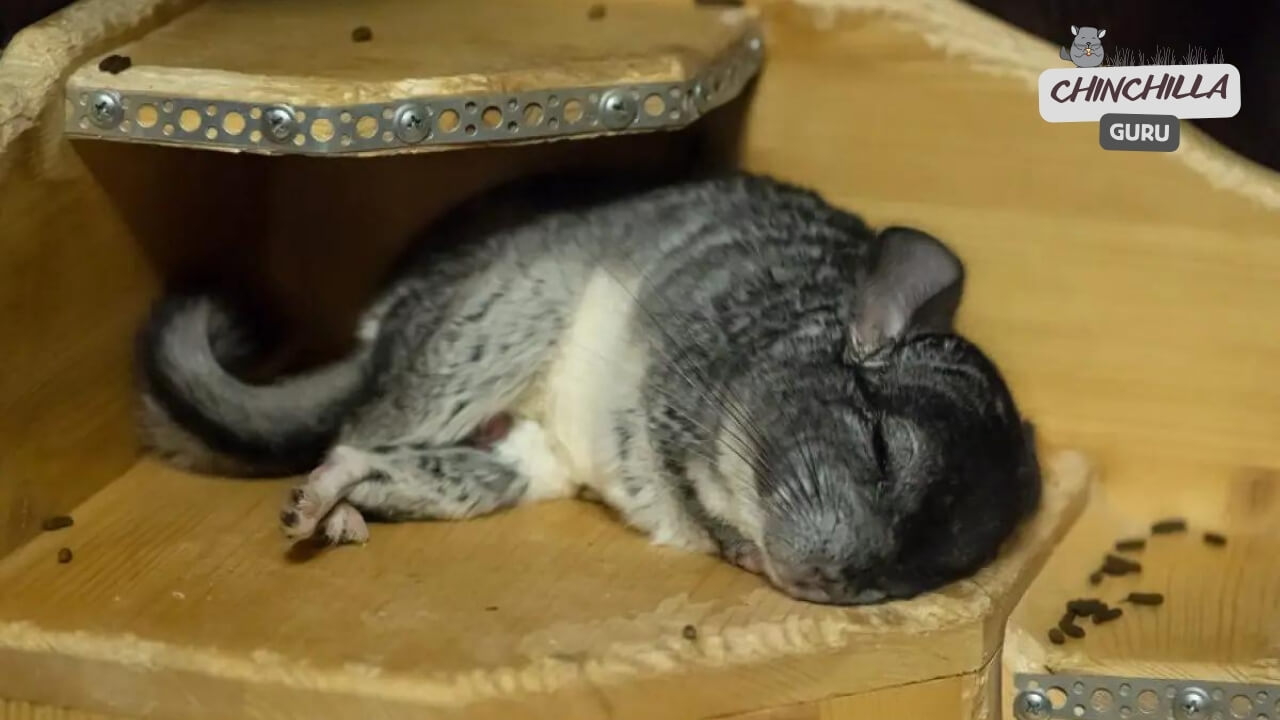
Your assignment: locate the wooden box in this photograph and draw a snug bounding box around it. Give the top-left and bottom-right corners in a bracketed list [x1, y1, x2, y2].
[2, 0, 1277, 718]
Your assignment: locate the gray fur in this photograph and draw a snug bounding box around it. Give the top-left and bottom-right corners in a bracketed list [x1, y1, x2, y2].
[138, 172, 1040, 605]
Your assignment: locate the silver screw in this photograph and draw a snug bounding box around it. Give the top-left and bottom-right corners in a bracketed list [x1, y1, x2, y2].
[87, 90, 123, 129]
[1013, 690, 1052, 720]
[393, 103, 431, 143]
[262, 104, 298, 143]
[747, 35, 763, 54]
[1173, 688, 1211, 720]
[691, 81, 713, 114]
[598, 89, 638, 130]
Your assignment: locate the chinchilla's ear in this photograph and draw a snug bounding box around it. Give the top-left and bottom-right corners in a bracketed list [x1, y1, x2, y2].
[846, 227, 964, 362]
[1071, 24, 1079, 35]
[1097, 29, 1107, 38]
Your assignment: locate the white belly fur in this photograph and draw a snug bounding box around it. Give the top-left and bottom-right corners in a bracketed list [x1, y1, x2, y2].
[506, 269, 714, 552]
[513, 268, 644, 489]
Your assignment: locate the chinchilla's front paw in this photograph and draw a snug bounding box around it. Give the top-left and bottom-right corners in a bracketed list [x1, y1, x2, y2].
[721, 539, 764, 576]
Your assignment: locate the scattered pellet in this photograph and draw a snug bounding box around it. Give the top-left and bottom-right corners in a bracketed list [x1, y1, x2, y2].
[694, 0, 745, 6]
[1102, 554, 1142, 575]
[97, 54, 132, 74]
[1088, 570, 1104, 585]
[1066, 598, 1106, 616]
[1125, 592, 1164, 606]
[1151, 518, 1187, 534]
[587, 3, 606, 19]
[1058, 615, 1086, 639]
[682, 624, 698, 641]
[1202, 532, 1227, 547]
[1048, 628, 1065, 645]
[1114, 538, 1146, 552]
[1092, 607, 1124, 624]
[484, 605, 498, 612]
[350, 25, 373, 42]
[57, 547, 73, 564]
[42, 515, 74, 531]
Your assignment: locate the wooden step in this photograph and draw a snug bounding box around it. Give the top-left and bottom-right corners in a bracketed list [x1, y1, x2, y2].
[63, 0, 762, 156]
[0, 451, 1087, 719]
[1003, 470, 1280, 719]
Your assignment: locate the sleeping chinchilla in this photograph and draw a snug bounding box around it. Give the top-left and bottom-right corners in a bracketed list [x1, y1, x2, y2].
[137, 171, 1040, 605]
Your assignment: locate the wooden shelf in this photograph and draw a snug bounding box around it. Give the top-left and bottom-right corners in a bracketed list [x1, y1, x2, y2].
[0, 451, 1087, 719]
[63, 0, 762, 156]
[1002, 472, 1280, 718]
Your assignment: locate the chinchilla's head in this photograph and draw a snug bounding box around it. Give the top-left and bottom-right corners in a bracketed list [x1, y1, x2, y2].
[707, 228, 1040, 605]
[1071, 25, 1106, 49]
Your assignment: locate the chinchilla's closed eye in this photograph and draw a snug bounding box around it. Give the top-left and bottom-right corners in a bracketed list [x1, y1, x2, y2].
[879, 416, 920, 474]
[870, 413, 892, 478]
[869, 414, 919, 485]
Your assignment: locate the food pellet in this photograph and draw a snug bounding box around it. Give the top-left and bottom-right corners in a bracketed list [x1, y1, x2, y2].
[1088, 570, 1104, 585]
[1102, 554, 1141, 575]
[41, 515, 74, 531]
[1202, 532, 1227, 547]
[1058, 616, 1086, 639]
[57, 547, 73, 564]
[587, 3, 606, 19]
[1114, 538, 1146, 552]
[1151, 518, 1187, 534]
[1093, 607, 1123, 624]
[350, 26, 373, 42]
[1066, 599, 1106, 616]
[1048, 628, 1065, 645]
[682, 624, 698, 640]
[1126, 592, 1164, 606]
[97, 54, 132, 74]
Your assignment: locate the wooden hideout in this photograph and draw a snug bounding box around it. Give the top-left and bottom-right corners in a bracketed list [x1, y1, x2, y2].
[1, 0, 1278, 718]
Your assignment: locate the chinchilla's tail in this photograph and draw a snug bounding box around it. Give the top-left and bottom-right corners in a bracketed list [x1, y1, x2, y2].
[136, 294, 377, 477]
[1059, 46, 1072, 61]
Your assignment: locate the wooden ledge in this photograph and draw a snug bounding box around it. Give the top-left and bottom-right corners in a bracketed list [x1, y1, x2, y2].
[63, 0, 762, 156]
[1003, 468, 1280, 715]
[0, 450, 1087, 719]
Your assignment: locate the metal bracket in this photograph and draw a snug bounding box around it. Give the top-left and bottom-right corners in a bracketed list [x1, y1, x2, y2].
[64, 32, 763, 155]
[1013, 672, 1280, 720]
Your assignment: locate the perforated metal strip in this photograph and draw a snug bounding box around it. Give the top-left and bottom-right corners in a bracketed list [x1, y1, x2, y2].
[65, 33, 762, 155]
[1013, 672, 1280, 720]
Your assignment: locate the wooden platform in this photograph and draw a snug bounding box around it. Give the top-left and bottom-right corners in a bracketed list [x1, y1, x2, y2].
[1003, 471, 1280, 695]
[63, 0, 760, 154]
[0, 453, 1086, 719]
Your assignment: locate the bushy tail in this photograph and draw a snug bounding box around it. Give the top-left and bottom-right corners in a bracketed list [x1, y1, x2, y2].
[136, 295, 375, 477]
[1059, 46, 1071, 61]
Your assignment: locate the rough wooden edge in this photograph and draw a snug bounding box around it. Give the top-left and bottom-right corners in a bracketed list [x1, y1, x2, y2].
[787, 0, 1280, 212]
[0, 0, 204, 177]
[1, 698, 128, 720]
[0, 451, 1088, 716]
